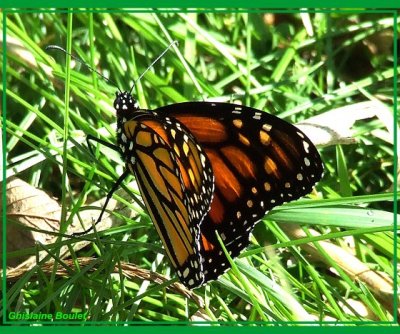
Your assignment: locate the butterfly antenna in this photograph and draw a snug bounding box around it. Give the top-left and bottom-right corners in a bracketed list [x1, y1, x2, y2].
[46, 45, 121, 92]
[129, 40, 179, 94]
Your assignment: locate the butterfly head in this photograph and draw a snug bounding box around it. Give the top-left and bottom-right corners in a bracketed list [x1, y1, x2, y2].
[114, 91, 140, 119]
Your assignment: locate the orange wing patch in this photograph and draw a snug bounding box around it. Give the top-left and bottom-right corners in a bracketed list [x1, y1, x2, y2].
[142, 120, 171, 144]
[271, 142, 293, 171]
[201, 234, 215, 252]
[263, 157, 280, 178]
[174, 115, 228, 143]
[220, 146, 256, 179]
[208, 193, 224, 224]
[123, 120, 138, 139]
[205, 149, 242, 202]
[137, 151, 172, 202]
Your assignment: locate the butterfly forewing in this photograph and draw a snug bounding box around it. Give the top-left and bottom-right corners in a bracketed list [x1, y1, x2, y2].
[156, 102, 323, 282]
[118, 105, 214, 288]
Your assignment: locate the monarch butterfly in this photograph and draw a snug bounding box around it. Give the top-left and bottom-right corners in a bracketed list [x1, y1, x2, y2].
[47, 44, 323, 289]
[112, 93, 323, 289]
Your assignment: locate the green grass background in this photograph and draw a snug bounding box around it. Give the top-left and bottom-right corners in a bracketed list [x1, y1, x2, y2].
[2, 10, 398, 323]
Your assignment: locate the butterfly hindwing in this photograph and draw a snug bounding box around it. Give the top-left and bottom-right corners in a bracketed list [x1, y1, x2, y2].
[120, 112, 214, 288]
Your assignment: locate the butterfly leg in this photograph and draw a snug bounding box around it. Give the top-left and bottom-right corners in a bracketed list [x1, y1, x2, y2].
[73, 169, 130, 236]
[86, 134, 120, 157]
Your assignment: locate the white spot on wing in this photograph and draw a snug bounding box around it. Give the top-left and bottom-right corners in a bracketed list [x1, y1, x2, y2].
[303, 141, 310, 153]
[183, 267, 190, 278]
[121, 133, 127, 143]
[262, 124, 272, 132]
[253, 112, 262, 120]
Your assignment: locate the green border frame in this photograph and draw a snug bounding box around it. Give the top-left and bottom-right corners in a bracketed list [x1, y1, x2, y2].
[393, 8, 399, 326]
[1, 0, 400, 7]
[2, 5, 398, 329]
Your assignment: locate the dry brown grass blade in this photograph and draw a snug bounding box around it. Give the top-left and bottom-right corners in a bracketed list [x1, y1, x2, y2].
[297, 100, 396, 148]
[5, 256, 205, 309]
[279, 224, 398, 319]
